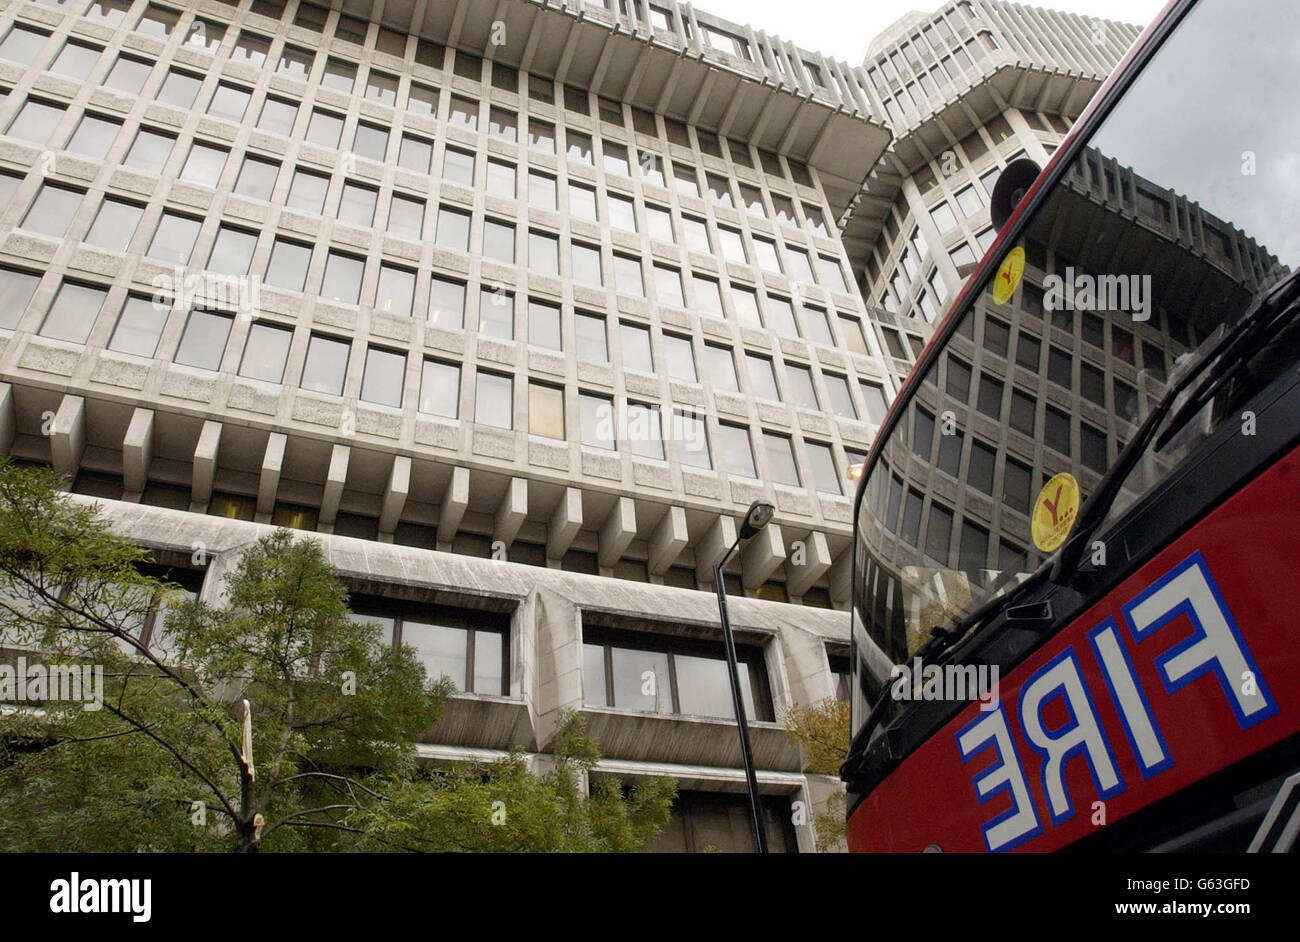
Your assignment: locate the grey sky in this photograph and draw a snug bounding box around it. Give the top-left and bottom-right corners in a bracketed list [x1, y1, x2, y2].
[692, 0, 1168, 65]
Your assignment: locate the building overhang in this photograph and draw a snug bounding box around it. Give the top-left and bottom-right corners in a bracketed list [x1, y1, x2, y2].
[354, 0, 893, 220]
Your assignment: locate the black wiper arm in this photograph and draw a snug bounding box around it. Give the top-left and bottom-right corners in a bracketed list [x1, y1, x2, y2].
[1051, 269, 1300, 586]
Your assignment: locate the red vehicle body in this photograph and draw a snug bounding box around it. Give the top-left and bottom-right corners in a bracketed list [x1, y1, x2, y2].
[841, 0, 1300, 852]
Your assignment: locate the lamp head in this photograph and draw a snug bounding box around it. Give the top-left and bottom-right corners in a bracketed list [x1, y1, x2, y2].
[739, 500, 775, 540]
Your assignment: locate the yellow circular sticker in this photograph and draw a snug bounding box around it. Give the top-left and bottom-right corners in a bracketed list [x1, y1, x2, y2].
[991, 246, 1025, 305]
[1031, 472, 1080, 553]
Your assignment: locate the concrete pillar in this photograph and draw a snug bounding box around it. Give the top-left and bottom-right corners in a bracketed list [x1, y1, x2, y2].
[547, 486, 582, 561]
[437, 465, 470, 549]
[255, 432, 286, 521]
[318, 444, 350, 528]
[694, 513, 737, 584]
[787, 530, 832, 598]
[50, 394, 86, 481]
[597, 497, 636, 568]
[829, 549, 853, 604]
[647, 505, 688, 575]
[493, 477, 527, 549]
[740, 522, 785, 590]
[121, 408, 154, 501]
[378, 455, 411, 539]
[0, 384, 15, 456]
[191, 420, 222, 511]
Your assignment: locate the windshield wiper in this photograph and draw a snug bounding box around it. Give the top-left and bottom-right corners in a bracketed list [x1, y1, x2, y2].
[1050, 268, 1300, 587]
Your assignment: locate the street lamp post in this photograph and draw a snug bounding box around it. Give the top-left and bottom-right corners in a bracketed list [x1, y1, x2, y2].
[712, 499, 775, 854]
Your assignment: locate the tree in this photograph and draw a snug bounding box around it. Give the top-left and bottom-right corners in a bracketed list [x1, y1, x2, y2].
[0, 461, 674, 852]
[783, 697, 850, 851]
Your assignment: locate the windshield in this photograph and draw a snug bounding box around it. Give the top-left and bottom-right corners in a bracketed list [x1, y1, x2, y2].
[851, 0, 1300, 735]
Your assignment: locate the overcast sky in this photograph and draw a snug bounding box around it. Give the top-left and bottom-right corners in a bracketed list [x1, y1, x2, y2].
[693, 0, 1169, 64]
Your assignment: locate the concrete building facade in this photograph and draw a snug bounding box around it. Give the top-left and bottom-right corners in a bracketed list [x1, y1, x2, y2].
[0, 0, 1145, 851]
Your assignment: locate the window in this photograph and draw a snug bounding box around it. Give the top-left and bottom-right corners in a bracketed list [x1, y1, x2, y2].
[0, 268, 40, 331]
[277, 45, 314, 80]
[419, 361, 460, 418]
[584, 623, 772, 719]
[300, 334, 350, 395]
[8, 100, 64, 145]
[137, 4, 179, 38]
[575, 313, 608, 362]
[234, 156, 279, 201]
[442, 147, 475, 187]
[207, 226, 257, 276]
[681, 217, 709, 253]
[646, 205, 673, 243]
[475, 371, 513, 429]
[766, 297, 799, 337]
[375, 265, 416, 318]
[85, 198, 143, 252]
[238, 323, 292, 383]
[482, 219, 515, 263]
[764, 433, 800, 487]
[287, 169, 329, 213]
[50, 41, 102, 80]
[0, 26, 49, 66]
[718, 227, 746, 264]
[620, 322, 653, 372]
[436, 207, 471, 252]
[1045, 406, 1071, 454]
[320, 251, 365, 305]
[478, 287, 514, 339]
[338, 181, 378, 226]
[663, 334, 696, 382]
[65, 114, 120, 160]
[529, 231, 559, 276]
[40, 281, 106, 344]
[257, 97, 297, 136]
[567, 131, 593, 164]
[622, 402, 661, 459]
[654, 266, 684, 308]
[388, 194, 425, 241]
[785, 364, 819, 410]
[719, 424, 756, 478]
[105, 55, 152, 94]
[807, 442, 842, 495]
[108, 294, 166, 357]
[703, 344, 737, 390]
[360, 347, 406, 407]
[528, 383, 565, 439]
[528, 119, 556, 153]
[486, 159, 515, 198]
[614, 255, 644, 296]
[528, 301, 561, 351]
[569, 183, 597, 222]
[603, 142, 630, 177]
[608, 194, 637, 232]
[158, 70, 202, 108]
[1048, 346, 1072, 389]
[579, 393, 615, 449]
[824, 373, 857, 420]
[265, 238, 311, 292]
[231, 32, 270, 67]
[429, 276, 466, 330]
[528, 172, 557, 211]
[692, 276, 723, 317]
[747, 354, 780, 400]
[1009, 389, 1036, 436]
[350, 601, 508, 695]
[976, 374, 1003, 419]
[674, 411, 710, 469]
[408, 83, 438, 117]
[861, 383, 888, 424]
[1015, 331, 1041, 371]
[352, 123, 388, 162]
[673, 163, 700, 199]
[305, 109, 344, 148]
[730, 287, 761, 327]
[365, 71, 399, 106]
[1003, 459, 1032, 515]
[22, 185, 82, 239]
[572, 243, 602, 286]
[753, 237, 781, 272]
[180, 142, 227, 188]
[398, 135, 433, 174]
[146, 213, 201, 264]
[174, 310, 232, 371]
